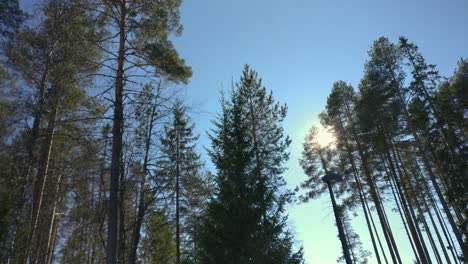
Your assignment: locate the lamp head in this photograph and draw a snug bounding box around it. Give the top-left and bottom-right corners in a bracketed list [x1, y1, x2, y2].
[321, 172, 343, 183]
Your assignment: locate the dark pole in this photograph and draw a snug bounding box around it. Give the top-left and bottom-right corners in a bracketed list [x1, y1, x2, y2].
[326, 181, 353, 264]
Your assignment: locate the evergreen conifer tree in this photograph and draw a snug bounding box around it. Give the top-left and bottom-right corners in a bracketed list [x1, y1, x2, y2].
[157, 101, 206, 264]
[199, 65, 304, 264]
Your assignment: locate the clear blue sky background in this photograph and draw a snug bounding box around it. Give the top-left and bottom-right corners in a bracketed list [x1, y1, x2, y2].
[171, 0, 468, 263]
[19, 0, 468, 263]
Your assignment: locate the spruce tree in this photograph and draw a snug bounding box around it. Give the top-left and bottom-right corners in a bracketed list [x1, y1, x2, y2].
[157, 101, 206, 264]
[199, 65, 304, 264]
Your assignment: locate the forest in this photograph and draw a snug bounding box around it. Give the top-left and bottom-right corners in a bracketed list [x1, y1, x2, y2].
[0, 0, 466, 264]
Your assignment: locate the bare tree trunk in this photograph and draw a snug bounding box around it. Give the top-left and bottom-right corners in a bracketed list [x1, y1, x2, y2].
[29, 98, 59, 264]
[391, 141, 446, 264]
[366, 198, 389, 264]
[338, 116, 382, 264]
[46, 214, 59, 264]
[380, 129, 429, 263]
[45, 209, 60, 264]
[343, 103, 402, 264]
[418, 164, 461, 263]
[373, 185, 397, 257]
[424, 199, 452, 264]
[129, 88, 160, 264]
[44, 150, 64, 264]
[381, 156, 420, 262]
[108, 1, 127, 263]
[118, 149, 126, 264]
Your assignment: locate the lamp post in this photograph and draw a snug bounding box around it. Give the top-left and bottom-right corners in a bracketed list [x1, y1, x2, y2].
[322, 172, 353, 264]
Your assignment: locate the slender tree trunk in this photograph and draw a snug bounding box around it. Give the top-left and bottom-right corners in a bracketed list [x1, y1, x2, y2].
[46, 213, 59, 264]
[380, 129, 429, 263]
[401, 165, 437, 264]
[421, 134, 467, 235]
[108, 1, 127, 263]
[98, 126, 110, 259]
[129, 94, 159, 264]
[419, 164, 461, 263]
[381, 156, 420, 263]
[343, 102, 401, 264]
[44, 204, 59, 264]
[176, 118, 181, 264]
[366, 198, 389, 264]
[424, 199, 452, 264]
[359, 158, 399, 262]
[343, 218, 357, 263]
[392, 141, 446, 264]
[44, 150, 64, 264]
[118, 149, 126, 264]
[29, 98, 59, 264]
[338, 116, 382, 264]
[373, 183, 398, 257]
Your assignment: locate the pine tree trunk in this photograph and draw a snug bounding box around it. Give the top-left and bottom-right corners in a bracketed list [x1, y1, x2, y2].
[419, 164, 461, 263]
[129, 99, 158, 264]
[424, 199, 452, 264]
[29, 98, 59, 264]
[338, 116, 382, 264]
[343, 102, 402, 264]
[118, 150, 126, 264]
[46, 214, 59, 264]
[379, 129, 429, 263]
[44, 151, 64, 264]
[391, 141, 445, 263]
[381, 156, 420, 262]
[393, 154, 434, 263]
[373, 180, 403, 262]
[366, 198, 389, 264]
[108, 1, 127, 263]
[44, 199, 60, 264]
[421, 134, 467, 236]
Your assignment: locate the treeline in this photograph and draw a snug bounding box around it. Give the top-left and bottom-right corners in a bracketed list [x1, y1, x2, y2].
[299, 37, 467, 263]
[0, 1, 303, 264]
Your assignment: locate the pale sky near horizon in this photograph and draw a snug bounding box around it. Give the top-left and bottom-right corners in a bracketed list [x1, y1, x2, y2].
[172, 1, 467, 263]
[18, 0, 468, 263]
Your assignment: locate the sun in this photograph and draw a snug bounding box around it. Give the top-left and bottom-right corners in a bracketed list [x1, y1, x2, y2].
[315, 126, 336, 148]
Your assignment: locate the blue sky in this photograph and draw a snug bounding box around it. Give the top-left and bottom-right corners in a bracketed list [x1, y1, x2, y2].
[171, 0, 468, 263]
[18, 0, 467, 263]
